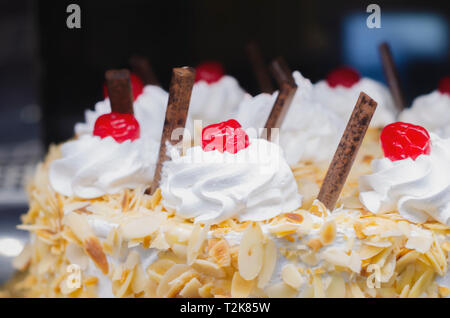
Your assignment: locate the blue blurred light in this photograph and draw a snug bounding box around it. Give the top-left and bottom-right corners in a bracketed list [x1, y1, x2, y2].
[342, 12, 448, 81]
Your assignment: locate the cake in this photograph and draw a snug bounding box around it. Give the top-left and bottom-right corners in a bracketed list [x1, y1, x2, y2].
[4, 67, 449, 299]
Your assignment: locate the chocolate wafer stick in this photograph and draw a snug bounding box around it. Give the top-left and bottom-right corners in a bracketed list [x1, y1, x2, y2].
[246, 41, 274, 94]
[263, 81, 297, 141]
[105, 69, 134, 114]
[129, 55, 160, 86]
[269, 56, 295, 88]
[379, 42, 406, 111]
[317, 92, 378, 211]
[149, 67, 196, 194]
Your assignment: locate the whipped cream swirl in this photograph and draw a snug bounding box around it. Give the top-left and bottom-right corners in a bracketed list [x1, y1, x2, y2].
[49, 135, 159, 199]
[359, 134, 450, 225]
[236, 71, 344, 165]
[186, 75, 246, 132]
[314, 77, 396, 128]
[399, 91, 450, 138]
[75, 85, 168, 142]
[160, 138, 302, 224]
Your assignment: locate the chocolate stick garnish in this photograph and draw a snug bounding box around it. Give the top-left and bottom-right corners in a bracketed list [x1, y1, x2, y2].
[129, 55, 160, 86]
[105, 69, 134, 114]
[269, 56, 295, 88]
[317, 92, 378, 211]
[246, 41, 274, 94]
[149, 67, 196, 194]
[379, 42, 406, 111]
[263, 57, 297, 141]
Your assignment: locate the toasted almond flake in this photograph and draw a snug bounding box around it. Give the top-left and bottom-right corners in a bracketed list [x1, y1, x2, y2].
[166, 270, 197, 298]
[379, 251, 396, 283]
[405, 229, 433, 253]
[231, 272, 254, 298]
[396, 251, 421, 273]
[238, 222, 264, 280]
[64, 212, 93, 242]
[12, 243, 32, 271]
[281, 264, 305, 290]
[441, 241, 450, 252]
[65, 243, 89, 270]
[359, 245, 385, 260]
[192, 259, 226, 278]
[171, 243, 187, 260]
[208, 238, 231, 267]
[85, 237, 109, 274]
[408, 268, 434, 298]
[150, 188, 162, 209]
[399, 284, 410, 298]
[119, 215, 163, 240]
[350, 282, 365, 298]
[156, 264, 191, 297]
[187, 223, 209, 266]
[349, 252, 362, 273]
[198, 283, 214, 298]
[319, 220, 336, 245]
[326, 273, 346, 298]
[285, 213, 304, 223]
[257, 239, 277, 289]
[179, 277, 202, 298]
[353, 222, 367, 239]
[266, 282, 298, 298]
[438, 286, 450, 297]
[309, 199, 327, 217]
[83, 276, 98, 286]
[150, 230, 170, 251]
[307, 238, 323, 252]
[312, 274, 325, 298]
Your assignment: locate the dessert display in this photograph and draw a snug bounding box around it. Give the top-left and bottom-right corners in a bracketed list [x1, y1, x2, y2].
[399, 76, 450, 138]
[3, 55, 449, 299]
[313, 66, 397, 128]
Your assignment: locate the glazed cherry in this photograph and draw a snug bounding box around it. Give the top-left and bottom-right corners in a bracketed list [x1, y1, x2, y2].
[326, 66, 361, 88]
[202, 119, 249, 154]
[103, 73, 144, 101]
[438, 76, 450, 95]
[195, 61, 225, 84]
[380, 122, 431, 161]
[93, 112, 140, 143]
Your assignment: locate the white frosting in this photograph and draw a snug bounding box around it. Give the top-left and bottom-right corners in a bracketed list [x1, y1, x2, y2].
[160, 138, 302, 224]
[236, 71, 344, 165]
[75, 85, 168, 142]
[186, 75, 246, 132]
[359, 134, 450, 225]
[49, 135, 159, 199]
[399, 91, 450, 138]
[314, 77, 396, 128]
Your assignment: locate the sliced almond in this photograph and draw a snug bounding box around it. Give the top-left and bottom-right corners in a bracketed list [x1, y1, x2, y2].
[192, 259, 226, 278]
[208, 238, 231, 267]
[12, 243, 32, 271]
[319, 220, 336, 245]
[326, 273, 346, 298]
[84, 237, 109, 274]
[187, 223, 209, 265]
[156, 264, 191, 297]
[281, 264, 304, 290]
[266, 282, 298, 298]
[119, 215, 163, 240]
[307, 238, 323, 252]
[257, 239, 277, 289]
[231, 272, 254, 298]
[238, 222, 264, 280]
[179, 277, 202, 298]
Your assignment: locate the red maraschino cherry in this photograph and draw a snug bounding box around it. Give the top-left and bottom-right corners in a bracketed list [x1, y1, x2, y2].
[381, 122, 431, 161]
[103, 73, 144, 101]
[202, 119, 249, 154]
[93, 112, 140, 143]
[195, 61, 225, 84]
[438, 76, 450, 95]
[326, 66, 361, 88]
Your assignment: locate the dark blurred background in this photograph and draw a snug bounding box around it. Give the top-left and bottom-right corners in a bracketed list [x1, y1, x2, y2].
[0, 0, 448, 283]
